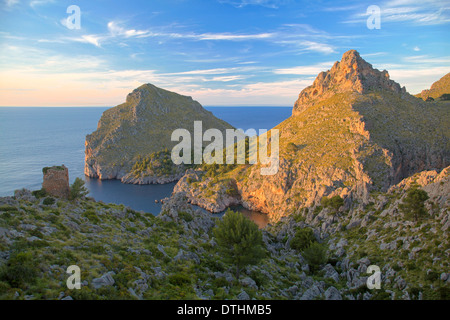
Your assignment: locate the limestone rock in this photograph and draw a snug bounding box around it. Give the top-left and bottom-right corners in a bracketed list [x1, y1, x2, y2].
[92, 271, 115, 289]
[299, 285, 322, 300]
[322, 264, 340, 283]
[324, 286, 342, 300]
[237, 290, 250, 300]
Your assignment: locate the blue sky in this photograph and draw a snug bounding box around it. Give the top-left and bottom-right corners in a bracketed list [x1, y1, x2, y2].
[0, 0, 449, 106]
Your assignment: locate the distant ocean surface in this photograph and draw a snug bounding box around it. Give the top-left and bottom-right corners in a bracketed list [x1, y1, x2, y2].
[0, 106, 292, 217]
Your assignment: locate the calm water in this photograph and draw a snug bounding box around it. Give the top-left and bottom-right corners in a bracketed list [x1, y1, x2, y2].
[0, 106, 292, 220]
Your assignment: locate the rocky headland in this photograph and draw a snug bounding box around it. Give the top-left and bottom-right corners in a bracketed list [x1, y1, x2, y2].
[84, 84, 234, 183]
[173, 50, 450, 222]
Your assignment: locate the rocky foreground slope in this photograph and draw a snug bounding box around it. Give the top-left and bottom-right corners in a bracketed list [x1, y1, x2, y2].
[85, 84, 234, 182]
[174, 50, 450, 222]
[0, 167, 448, 300]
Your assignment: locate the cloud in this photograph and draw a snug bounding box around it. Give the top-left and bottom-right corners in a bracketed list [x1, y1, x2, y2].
[211, 75, 246, 82]
[74, 35, 103, 48]
[107, 21, 152, 38]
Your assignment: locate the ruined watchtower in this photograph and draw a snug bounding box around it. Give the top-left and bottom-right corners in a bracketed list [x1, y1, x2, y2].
[42, 165, 70, 199]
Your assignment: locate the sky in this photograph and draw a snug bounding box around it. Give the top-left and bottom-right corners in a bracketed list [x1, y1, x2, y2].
[0, 0, 449, 106]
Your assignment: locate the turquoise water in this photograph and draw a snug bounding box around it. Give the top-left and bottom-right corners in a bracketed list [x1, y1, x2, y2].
[0, 106, 292, 215]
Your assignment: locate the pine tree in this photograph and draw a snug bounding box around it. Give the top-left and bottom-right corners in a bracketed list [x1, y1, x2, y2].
[70, 177, 89, 200]
[213, 210, 266, 279]
[399, 187, 429, 222]
[302, 242, 328, 273]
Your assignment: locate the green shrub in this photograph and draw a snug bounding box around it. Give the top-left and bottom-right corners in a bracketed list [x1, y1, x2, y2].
[370, 291, 391, 300]
[290, 228, 316, 251]
[168, 273, 192, 286]
[212, 277, 230, 288]
[438, 93, 450, 101]
[313, 206, 323, 215]
[82, 209, 100, 223]
[425, 271, 440, 282]
[302, 242, 328, 273]
[293, 211, 306, 223]
[286, 142, 298, 153]
[42, 166, 64, 175]
[43, 197, 55, 206]
[32, 189, 47, 199]
[0, 251, 38, 288]
[321, 195, 344, 212]
[178, 211, 193, 222]
[437, 286, 450, 300]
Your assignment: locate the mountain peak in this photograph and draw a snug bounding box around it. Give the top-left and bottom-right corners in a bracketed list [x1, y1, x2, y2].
[293, 50, 405, 115]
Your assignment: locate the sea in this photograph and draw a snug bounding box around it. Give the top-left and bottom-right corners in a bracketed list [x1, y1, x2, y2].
[0, 106, 292, 225]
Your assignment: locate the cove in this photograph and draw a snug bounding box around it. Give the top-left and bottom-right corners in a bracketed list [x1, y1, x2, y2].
[84, 177, 269, 228]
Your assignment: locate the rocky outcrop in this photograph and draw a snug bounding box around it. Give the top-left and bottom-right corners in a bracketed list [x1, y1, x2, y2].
[173, 169, 240, 213]
[293, 50, 405, 115]
[42, 165, 70, 199]
[85, 83, 234, 181]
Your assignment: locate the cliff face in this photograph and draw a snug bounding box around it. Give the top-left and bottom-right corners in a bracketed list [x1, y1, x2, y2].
[173, 50, 450, 222]
[85, 84, 234, 181]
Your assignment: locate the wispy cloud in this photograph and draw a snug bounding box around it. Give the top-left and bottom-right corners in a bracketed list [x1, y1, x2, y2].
[107, 21, 152, 38]
[211, 75, 247, 82]
[72, 35, 104, 48]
